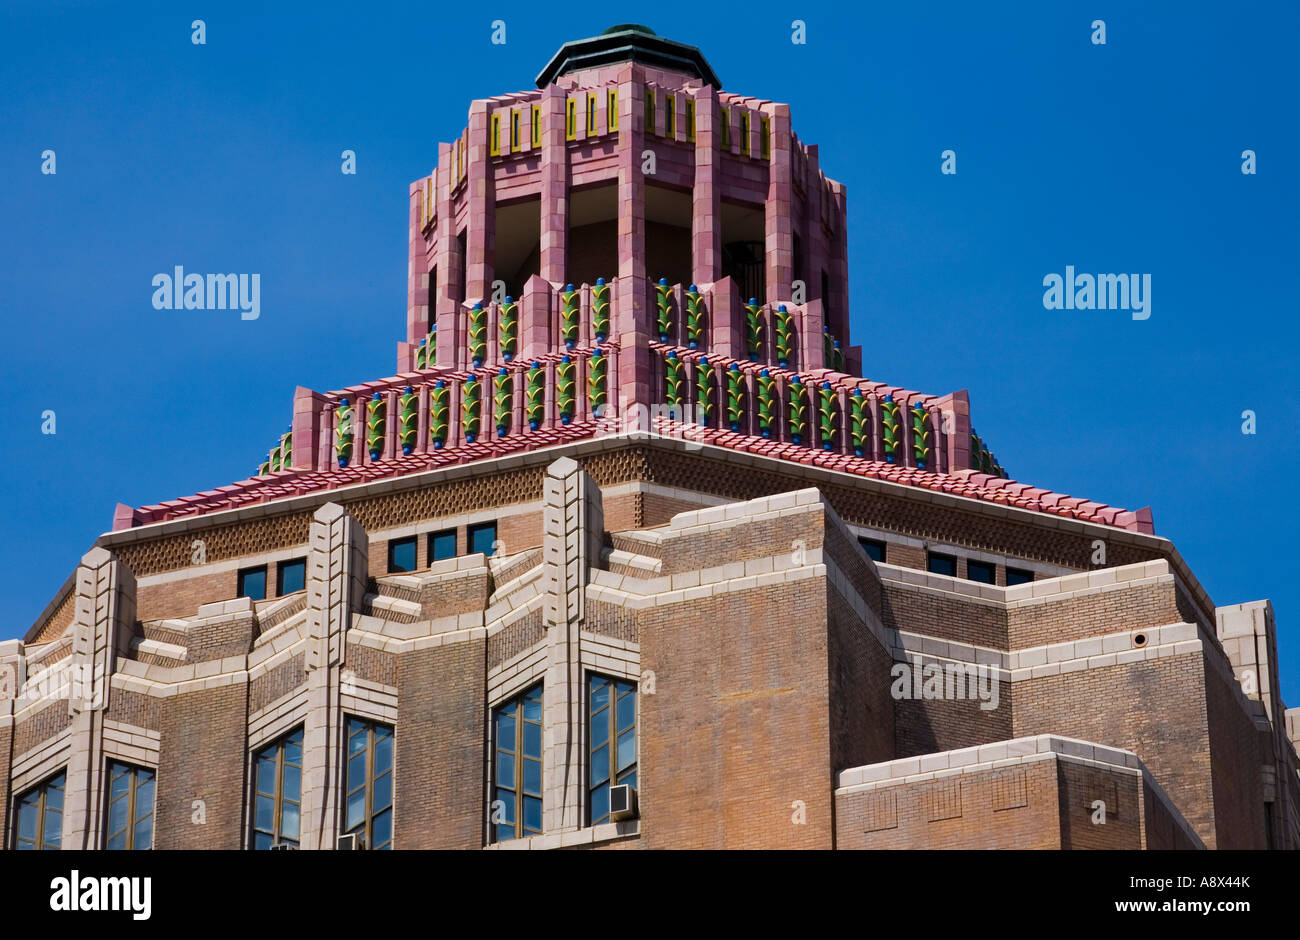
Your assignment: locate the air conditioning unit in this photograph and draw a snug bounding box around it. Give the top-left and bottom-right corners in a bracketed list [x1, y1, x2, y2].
[269, 842, 297, 851]
[609, 784, 638, 821]
[336, 833, 364, 850]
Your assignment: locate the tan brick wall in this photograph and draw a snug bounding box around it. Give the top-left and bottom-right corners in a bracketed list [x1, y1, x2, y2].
[637, 578, 835, 849]
[1011, 653, 1216, 846]
[394, 638, 487, 849]
[837, 760, 1061, 849]
[1057, 760, 1144, 849]
[1202, 652, 1267, 849]
[0, 724, 11, 847]
[156, 682, 249, 849]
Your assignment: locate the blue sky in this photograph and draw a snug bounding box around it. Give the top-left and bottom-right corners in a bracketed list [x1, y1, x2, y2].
[1, 1, 1296, 701]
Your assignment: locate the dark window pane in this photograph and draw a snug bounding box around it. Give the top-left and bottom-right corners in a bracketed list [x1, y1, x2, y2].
[371, 809, 392, 850]
[858, 537, 886, 563]
[282, 764, 301, 803]
[18, 803, 37, 841]
[428, 529, 456, 562]
[616, 728, 636, 772]
[927, 552, 957, 577]
[1006, 567, 1034, 586]
[347, 753, 367, 790]
[108, 796, 129, 837]
[523, 720, 542, 759]
[497, 751, 515, 786]
[523, 687, 542, 722]
[345, 789, 366, 831]
[590, 784, 610, 824]
[253, 831, 273, 851]
[590, 679, 610, 712]
[523, 757, 542, 797]
[590, 744, 610, 786]
[616, 689, 635, 731]
[277, 558, 306, 595]
[238, 566, 267, 600]
[110, 767, 131, 800]
[967, 560, 996, 584]
[388, 537, 416, 573]
[373, 771, 392, 812]
[496, 712, 516, 749]
[281, 801, 300, 842]
[374, 732, 393, 773]
[107, 830, 127, 851]
[468, 522, 498, 557]
[255, 795, 274, 832]
[523, 796, 542, 834]
[132, 815, 152, 851]
[591, 712, 609, 748]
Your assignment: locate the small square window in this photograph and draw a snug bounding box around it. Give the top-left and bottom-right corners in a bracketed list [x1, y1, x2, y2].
[387, 537, 417, 573]
[926, 552, 957, 578]
[857, 537, 886, 563]
[428, 529, 456, 563]
[468, 521, 498, 558]
[276, 558, 306, 595]
[967, 560, 996, 584]
[1006, 567, 1034, 586]
[238, 566, 267, 600]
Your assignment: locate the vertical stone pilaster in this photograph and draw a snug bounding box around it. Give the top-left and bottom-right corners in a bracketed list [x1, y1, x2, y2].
[435, 142, 462, 370]
[540, 85, 568, 285]
[302, 502, 368, 850]
[692, 86, 721, 287]
[465, 100, 495, 306]
[541, 457, 604, 833]
[64, 546, 135, 848]
[764, 104, 794, 306]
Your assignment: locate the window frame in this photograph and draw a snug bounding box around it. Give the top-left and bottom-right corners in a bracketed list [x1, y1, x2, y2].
[427, 528, 457, 564]
[250, 727, 303, 850]
[467, 521, 498, 558]
[275, 557, 307, 596]
[926, 551, 957, 578]
[105, 760, 156, 851]
[237, 564, 267, 600]
[13, 770, 65, 850]
[857, 537, 886, 563]
[1005, 566, 1035, 586]
[586, 673, 637, 827]
[342, 717, 394, 851]
[491, 683, 543, 842]
[387, 535, 417, 573]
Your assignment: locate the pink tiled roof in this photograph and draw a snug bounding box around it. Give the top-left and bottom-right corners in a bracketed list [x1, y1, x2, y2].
[123, 416, 1153, 534]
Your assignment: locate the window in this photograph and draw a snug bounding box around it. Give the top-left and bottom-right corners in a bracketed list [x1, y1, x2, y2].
[531, 105, 542, 147]
[489, 112, 501, 156]
[565, 98, 577, 141]
[428, 528, 456, 563]
[105, 762, 155, 850]
[588, 675, 636, 825]
[857, 537, 886, 563]
[344, 718, 394, 850]
[468, 521, 497, 558]
[251, 729, 302, 850]
[927, 552, 957, 578]
[720, 106, 731, 149]
[644, 88, 655, 134]
[1006, 567, 1034, 586]
[387, 536, 416, 573]
[967, 560, 996, 584]
[740, 111, 751, 156]
[685, 99, 696, 141]
[760, 115, 771, 159]
[587, 94, 597, 134]
[607, 88, 618, 132]
[511, 110, 521, 151]
[276, 557, 306, 595]
[492, 684, 542, 841]
[238, 565, 267, 601]
[14, 771, 65, 850]
[664, 93, 676, 137]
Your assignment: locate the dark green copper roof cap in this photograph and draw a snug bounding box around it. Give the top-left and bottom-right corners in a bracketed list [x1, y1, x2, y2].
[535, 25, 720, 88]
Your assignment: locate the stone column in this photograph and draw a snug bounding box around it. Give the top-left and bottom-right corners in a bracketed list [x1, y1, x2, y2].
[465, 100, 496, 307]
[764, 103, 794, 307]
[540, 457, 605, 832]
[692, 86, 721, 287]
[540, 85, 569, 285]
[435, 142, 463, 370]
[301, 502, 368, 849]
[64, 546, 135, 849]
